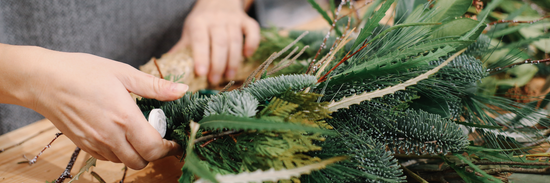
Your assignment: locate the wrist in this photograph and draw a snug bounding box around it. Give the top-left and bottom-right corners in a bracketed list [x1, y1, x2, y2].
[0, 44, 50, 106]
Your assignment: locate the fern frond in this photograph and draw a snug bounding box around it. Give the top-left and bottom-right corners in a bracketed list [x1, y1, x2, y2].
[327, 47, 466, 111]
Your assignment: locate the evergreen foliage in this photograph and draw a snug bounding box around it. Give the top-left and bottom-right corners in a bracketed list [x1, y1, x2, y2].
[131, 0, 550, 182]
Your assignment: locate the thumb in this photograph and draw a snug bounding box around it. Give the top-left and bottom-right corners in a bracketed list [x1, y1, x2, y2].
[120, 70, 189, 101]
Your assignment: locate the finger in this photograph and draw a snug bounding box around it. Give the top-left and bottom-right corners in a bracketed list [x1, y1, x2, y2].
[242, 18, 260, 57]
[190, 24, 210, 76]
[125, 104, 180, 163]
[111, 136, 148, 169]
[209, 26, 229, 84]
[118, 68, 188, 101]
[226, 25, 243, 80]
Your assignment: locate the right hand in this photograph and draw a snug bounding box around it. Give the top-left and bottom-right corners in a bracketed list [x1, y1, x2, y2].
[0, 44, 186, 169]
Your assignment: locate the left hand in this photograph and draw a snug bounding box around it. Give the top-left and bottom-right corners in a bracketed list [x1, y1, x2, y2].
[169, 0, 260, 85]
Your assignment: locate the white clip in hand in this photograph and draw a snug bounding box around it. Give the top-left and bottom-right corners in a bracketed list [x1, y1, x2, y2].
[147, 109, 167, 138]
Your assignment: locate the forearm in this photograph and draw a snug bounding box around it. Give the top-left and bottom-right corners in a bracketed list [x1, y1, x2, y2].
[0, 43, 48, 107]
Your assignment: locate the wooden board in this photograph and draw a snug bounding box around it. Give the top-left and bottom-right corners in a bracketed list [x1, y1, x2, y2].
[0, 119, 184, 183]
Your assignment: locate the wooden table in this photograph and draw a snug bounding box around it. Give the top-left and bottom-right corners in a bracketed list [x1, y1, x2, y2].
[0, 119, 185, 182]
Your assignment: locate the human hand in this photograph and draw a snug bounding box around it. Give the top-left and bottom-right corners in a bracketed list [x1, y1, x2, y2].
[0, 44, 186, 170]
[169, 0, 260, 85]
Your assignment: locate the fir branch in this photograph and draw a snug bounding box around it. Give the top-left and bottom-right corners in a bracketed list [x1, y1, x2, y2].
[244, 74, 318, 101]
[327, 48, 466, 112]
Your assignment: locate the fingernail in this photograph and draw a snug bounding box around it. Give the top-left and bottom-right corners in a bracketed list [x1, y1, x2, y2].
[171, 83, 189, 94]
[196, 66, 208, 76]
[226, 70, 236, 79]
[210, 75, 221, 84]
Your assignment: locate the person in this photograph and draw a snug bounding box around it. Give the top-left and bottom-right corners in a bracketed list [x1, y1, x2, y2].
[0, 0, 259, 170]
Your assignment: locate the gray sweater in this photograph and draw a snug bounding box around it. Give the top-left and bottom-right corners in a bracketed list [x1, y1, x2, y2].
[0, 0, 196, 134]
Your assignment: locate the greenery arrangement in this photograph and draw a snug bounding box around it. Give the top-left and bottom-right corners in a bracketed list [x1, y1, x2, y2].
[133, 0, 550, 182]
[33, 0, 550, 182]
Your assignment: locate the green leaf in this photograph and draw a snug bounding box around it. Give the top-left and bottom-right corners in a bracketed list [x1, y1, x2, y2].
[394, 0, 428, 24]
[352, 0, 395, 50]
[68, 157, 97, 183]
[430, 0, 473, 23]
[198, 114, 335, 134]
[306, 0, 342, 36]
[183, 152, 219, 183]
[432, 18, 480, 38]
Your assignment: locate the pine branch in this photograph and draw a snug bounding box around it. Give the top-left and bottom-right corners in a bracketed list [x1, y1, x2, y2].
[327, 48, 467, 112]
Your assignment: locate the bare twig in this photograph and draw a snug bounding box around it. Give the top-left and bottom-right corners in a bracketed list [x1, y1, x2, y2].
[119, 166, 128, 183]
[489, 58, 550, 73]
[488, 15, 550, 25]
[243, 53, 275, 87]
[474, 161, 550, 166]
[318, 43, 370, 83]
[220, 81, 235, 93]
[194, 130, 239, 143]
[484, 166, 550, 174]
[153, 58, 164, 79]
[267, 46, 310, 75]
[28, 132, 63, 165]
[55, 147, 81, 183]
[271, 46, 299, 70]
[0, 126, 55, 153]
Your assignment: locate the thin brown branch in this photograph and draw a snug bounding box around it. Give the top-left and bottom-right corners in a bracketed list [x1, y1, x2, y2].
[194, 130, 239, 144]
[243, 53, 275, 87]
[119, 166, 128, 183]
[484, 166, 550, 174]
[474, 161, 550, 166]
[393, 154, 442, 159]
[220, 81, 235, 93]
[488, 15, 550, 25]
[90, 171, 107, 183]
[318, 43, 370, 83]
[489, 58, 550, 74]
[0, 126, 55, 153]
[153, 58, 164, 79]
[55, 147, 81, 183]
[28, 132, 63, 164]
